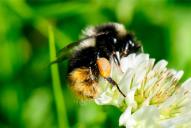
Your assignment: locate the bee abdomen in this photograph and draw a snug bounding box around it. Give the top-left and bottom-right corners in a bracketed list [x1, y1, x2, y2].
[69, 67, 98, 99]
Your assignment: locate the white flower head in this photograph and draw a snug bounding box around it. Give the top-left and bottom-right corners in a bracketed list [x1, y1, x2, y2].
[95, 53, 191, 128]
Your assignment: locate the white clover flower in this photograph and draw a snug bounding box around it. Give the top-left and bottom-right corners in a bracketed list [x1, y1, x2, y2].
[95, 53, 191, 128]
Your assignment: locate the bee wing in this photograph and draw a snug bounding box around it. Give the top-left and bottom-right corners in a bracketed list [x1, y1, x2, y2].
[50, 32, 107, 65]
[50, 40, 80, 65]
[50, 35, 98, 64]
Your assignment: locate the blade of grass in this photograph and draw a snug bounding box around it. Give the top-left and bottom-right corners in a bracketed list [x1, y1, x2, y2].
[48, 25, 69, 128]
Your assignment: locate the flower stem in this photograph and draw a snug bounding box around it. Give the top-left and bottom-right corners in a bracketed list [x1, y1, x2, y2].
[48, 25, 69, 128]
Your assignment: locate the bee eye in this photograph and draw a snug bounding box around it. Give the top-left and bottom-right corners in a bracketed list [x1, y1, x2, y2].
[113, 38, 117, 44]
[108, 37, 117, 44]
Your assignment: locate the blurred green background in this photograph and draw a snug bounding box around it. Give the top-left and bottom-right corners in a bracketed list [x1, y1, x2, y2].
[1, 0, 191, 128]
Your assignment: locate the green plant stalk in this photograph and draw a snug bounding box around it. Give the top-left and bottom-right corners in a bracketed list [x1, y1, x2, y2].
[48, 25, 69, 128]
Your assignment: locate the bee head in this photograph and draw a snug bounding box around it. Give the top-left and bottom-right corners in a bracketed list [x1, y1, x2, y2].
[93, 23, 125, 57]
[94, 23, 141, 58]
[118, 33, 142, 57]
[82, 23, 142, 60]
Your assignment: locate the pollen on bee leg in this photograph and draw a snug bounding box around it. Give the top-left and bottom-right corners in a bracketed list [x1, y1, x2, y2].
[96, 57, 126, 97]
[96, 57, 111, 78]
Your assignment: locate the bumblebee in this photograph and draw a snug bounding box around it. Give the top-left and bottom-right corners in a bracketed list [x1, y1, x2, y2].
[51, 23, 141, 99]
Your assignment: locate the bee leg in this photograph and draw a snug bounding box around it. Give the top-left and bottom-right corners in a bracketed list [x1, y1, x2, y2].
[89, 67, 94, 80]
[106, 77, 126, 97]
[112, 51, 125, 74]
[96, 53, 126, 97]
[112, 51, 120, 66]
